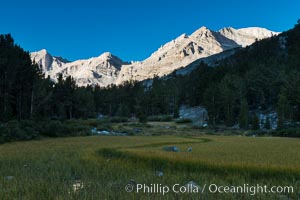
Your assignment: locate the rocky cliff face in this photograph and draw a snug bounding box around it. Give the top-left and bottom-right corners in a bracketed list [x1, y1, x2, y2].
[31, 50, 127, 86]
[30, 26, 279, 86]
[30, 49, 68, 76]
[219, 27, 278, 47]
[50, 52, 126, 86]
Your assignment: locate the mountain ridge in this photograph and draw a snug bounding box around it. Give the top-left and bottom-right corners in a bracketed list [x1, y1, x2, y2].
[30, 26, 279, 86]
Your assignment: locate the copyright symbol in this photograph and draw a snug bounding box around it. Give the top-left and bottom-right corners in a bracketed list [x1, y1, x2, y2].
[125, 184, 134, 192]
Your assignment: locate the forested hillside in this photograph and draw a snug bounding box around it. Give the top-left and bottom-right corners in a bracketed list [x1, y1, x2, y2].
[178, 21, 300, 127]
[0, 34, 41, 121]
[0, 21, 300, 142]
[96, 21, 300, 129]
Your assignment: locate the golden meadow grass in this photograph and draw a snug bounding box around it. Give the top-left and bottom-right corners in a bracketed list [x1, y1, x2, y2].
[0, 131, 299, 199]
[124, 136, 300, 173]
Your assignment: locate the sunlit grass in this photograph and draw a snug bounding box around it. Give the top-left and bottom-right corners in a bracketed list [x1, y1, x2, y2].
[0, 134, 299, 199]
[124, 136, 300, 174]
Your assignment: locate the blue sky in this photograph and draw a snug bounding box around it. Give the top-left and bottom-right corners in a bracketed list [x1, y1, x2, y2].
[0, 0, 299, 61]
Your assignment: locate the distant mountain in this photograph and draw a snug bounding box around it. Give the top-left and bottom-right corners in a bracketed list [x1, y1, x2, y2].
[219, 27, 278, 47]
[30, 26, 279, 86]
[49, 52, 126, 86]
[31, 50, 127, 86]
[30, 49, 69, 75]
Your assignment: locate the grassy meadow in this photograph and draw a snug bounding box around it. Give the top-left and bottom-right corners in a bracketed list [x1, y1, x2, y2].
[0, 121, 299, 199]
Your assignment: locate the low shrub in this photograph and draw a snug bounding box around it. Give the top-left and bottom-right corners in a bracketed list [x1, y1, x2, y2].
[126, 123, 152, 128]
[175, 118, 192, 124]
[0, 119, 91, 143]
[245, 130, 268, 137]
[147, 115, 173, 122]
[83, 118, 110, 127]
[39, 121, 91, 137]
[38, 121, 69, 137]
[109, 117, 128, 123]
[96, 123, 112, 131]
[137, 113, 147, 123]
[270, 128, 300, 138]
[67, 123, 90, 136]
[0, 120, 39, 143]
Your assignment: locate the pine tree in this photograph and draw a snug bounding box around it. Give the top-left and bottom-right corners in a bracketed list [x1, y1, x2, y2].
[136, 107, 147, 123]
[204, 84, 220, 126]
[265, 116, 271, 130]
[219, 75, 241, 127]
[116, 103, 130, 117]
[52, 75, 76, 119]
[277, 90, 290, 129]
[252, 114, 260, 130]
[173, 105, 179, 118]
[73, 87, 95, 119]
[239, 99, 249, 129]
[0, 34, 39, 121]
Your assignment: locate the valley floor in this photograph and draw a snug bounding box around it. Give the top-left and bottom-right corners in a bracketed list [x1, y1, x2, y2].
[0, 127, 299, 199]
